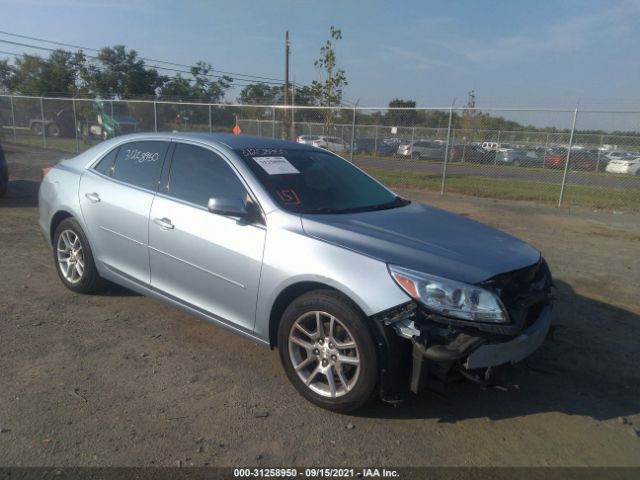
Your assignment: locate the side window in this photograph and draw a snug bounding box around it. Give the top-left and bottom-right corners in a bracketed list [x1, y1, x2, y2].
[112, 141, 168, 191]
[167, 143, 247, 208]
[93, 147, 118, 176]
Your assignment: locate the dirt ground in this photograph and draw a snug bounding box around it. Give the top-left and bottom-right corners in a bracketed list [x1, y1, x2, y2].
[1, 143, 639, 467]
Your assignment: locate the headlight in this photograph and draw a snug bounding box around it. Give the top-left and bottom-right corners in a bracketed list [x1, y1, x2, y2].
[388, 265, 508, 324]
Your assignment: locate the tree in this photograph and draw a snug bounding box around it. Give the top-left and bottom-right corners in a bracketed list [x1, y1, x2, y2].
[310, 26, 348, 132]
[190, 61, 232, 103]
[82, 46, 164, 98]
[7, 50, 84, 96]
[238, 82, 282, 106]
[0, 59, 14, 93]
[385, 98, 417, 126]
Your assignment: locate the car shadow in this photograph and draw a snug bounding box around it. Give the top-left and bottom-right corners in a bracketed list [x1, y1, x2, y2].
[0, 180, 40, 208]
[355, 279, 639, 423]
[94, 284, 142, 297]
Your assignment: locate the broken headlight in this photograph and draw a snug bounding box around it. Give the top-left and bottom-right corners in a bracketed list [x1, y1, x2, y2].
[388, 265, 509, 324]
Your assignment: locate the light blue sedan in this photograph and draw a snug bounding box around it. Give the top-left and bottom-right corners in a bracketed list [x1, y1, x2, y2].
[38, 133, 553, 412]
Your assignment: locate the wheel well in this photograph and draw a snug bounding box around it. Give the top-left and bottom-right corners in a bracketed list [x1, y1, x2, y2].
[268, 282, 367, 348]
[49, 210, 73, 245]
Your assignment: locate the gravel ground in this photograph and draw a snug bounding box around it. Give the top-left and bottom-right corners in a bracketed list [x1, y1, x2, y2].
[0, 144, 639, 467]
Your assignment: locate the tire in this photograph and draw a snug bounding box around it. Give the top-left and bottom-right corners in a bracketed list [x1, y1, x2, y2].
[47, 123, 61, 137]
[53, 218, 107, 293]
[513, 160, 521, 167]
[278, 290, 379, 413]
[0, 173, 7, 198]
[414, 152, 421, 160]
[31, 122, 43, 136]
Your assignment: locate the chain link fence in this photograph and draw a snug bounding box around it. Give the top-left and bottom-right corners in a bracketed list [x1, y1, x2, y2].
[1, 95, 639, 212]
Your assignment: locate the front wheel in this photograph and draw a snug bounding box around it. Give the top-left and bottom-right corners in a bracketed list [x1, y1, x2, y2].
[53, 218, 107, 293]
[278, 290, 379, 412]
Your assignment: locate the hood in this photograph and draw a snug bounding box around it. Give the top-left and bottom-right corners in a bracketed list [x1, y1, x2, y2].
[301, 202, 540, 284]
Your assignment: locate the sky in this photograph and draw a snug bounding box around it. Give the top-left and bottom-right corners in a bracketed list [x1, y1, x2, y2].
[0, 0, 639, 129]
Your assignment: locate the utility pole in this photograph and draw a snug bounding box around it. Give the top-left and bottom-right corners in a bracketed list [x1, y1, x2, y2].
[284, 31, 290, 139]
[290, 79, 296, 141]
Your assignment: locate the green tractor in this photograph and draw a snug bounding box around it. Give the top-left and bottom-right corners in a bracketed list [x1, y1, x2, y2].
[78, 101, 138, 140]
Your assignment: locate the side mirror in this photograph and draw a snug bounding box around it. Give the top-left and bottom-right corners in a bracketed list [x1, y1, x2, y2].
[207, 197, 248, 217]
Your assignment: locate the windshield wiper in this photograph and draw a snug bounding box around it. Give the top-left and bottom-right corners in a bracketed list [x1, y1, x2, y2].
[304, 197, 410, 215]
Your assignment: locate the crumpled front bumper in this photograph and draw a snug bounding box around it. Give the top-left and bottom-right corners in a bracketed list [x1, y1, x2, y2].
[465, 304, 552, 369]
[401, 300, 553, 395]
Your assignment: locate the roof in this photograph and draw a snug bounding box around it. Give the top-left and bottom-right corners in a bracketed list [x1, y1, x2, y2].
[164, 132, 316, 150]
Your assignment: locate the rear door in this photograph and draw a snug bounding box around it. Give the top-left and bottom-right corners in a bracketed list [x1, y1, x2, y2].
[79, 140, 169, 284]
[148, 142, 266, 332]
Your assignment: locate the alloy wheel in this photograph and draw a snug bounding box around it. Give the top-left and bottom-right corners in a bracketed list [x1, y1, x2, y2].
[288, 311, 361, 398]
[56, 229, 85, 284]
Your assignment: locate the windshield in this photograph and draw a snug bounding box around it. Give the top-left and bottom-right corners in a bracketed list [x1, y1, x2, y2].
[235, 148, 408, 214]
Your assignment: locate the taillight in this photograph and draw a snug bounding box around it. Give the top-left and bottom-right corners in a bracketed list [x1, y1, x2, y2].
[41, 166, 53, 180]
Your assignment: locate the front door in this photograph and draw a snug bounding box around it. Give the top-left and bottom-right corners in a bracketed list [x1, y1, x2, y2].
[148, 142, 266, 332]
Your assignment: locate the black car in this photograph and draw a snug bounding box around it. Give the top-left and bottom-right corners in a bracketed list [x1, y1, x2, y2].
[0, 142, 8, 197]
[352, 137, 400, 155]
[459, 144, 497, 164]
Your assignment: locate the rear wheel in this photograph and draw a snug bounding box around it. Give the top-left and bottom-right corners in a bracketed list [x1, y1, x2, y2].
[47, 123, 61, 137]
[278, 290, 378, 412]
[53, 218, 106, 293]
[31, 122, 43, 136]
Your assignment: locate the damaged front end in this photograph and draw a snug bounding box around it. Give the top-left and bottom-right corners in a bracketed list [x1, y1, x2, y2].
[371, 259, 553, 400]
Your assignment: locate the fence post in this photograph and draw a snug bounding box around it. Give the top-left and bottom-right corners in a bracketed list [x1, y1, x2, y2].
[440, 106, 454, 196]
[9, 95, 16, 143]
[40, 97, 46, 149]
[410, 127, 415, 159]
[72, 99, 79, 153]
[272, 107, 276, 138]
[208, 104, 212, 133]
[374, 125, 378, 158]
[543, 133, 550, 169]
[153, 101, 158, 132]
[596, 134, 604, 173]
[558, 108, 579, 207]
[349, 106, 356, 163]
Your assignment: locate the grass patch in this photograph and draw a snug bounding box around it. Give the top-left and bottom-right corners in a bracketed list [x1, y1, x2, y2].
[6, 135, 88, 153]
[363, 167, 640, 212]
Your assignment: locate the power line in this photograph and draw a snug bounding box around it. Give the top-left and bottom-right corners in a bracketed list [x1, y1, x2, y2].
[0, 30, 286, 84]
[0, 38, 288, 87]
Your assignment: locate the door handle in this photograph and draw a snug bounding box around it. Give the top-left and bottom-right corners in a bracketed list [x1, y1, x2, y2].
[153, 217, 174, 230]
[85, 192, 101, 203]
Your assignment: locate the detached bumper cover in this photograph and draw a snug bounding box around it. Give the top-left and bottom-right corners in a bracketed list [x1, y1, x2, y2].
[465, 304, 552, 369]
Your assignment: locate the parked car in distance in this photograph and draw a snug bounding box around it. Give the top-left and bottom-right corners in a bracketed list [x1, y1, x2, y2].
[459, 144, 496, 164]
[606, 157, 640, 175]
[296, 135, 321, 145]
[0, 141, 7, 197]
[605, 151, 630, 161]
[396, 140, 460, 161]
[495, 149, 543, 168]
[544, 149, 605, 172]
[544, 148, 568, 169]
[38, 132, 553, 412]
[352, 138, 397, 156]
[481, 142, 501, 151]
[312, 136, 349, 153]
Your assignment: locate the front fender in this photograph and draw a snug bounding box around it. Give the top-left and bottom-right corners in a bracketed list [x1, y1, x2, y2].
[253, 212, 410, 341]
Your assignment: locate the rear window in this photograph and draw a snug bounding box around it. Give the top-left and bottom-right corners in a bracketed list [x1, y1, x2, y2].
[93, 147, 118, 176]
[111, 141, 169, 191]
